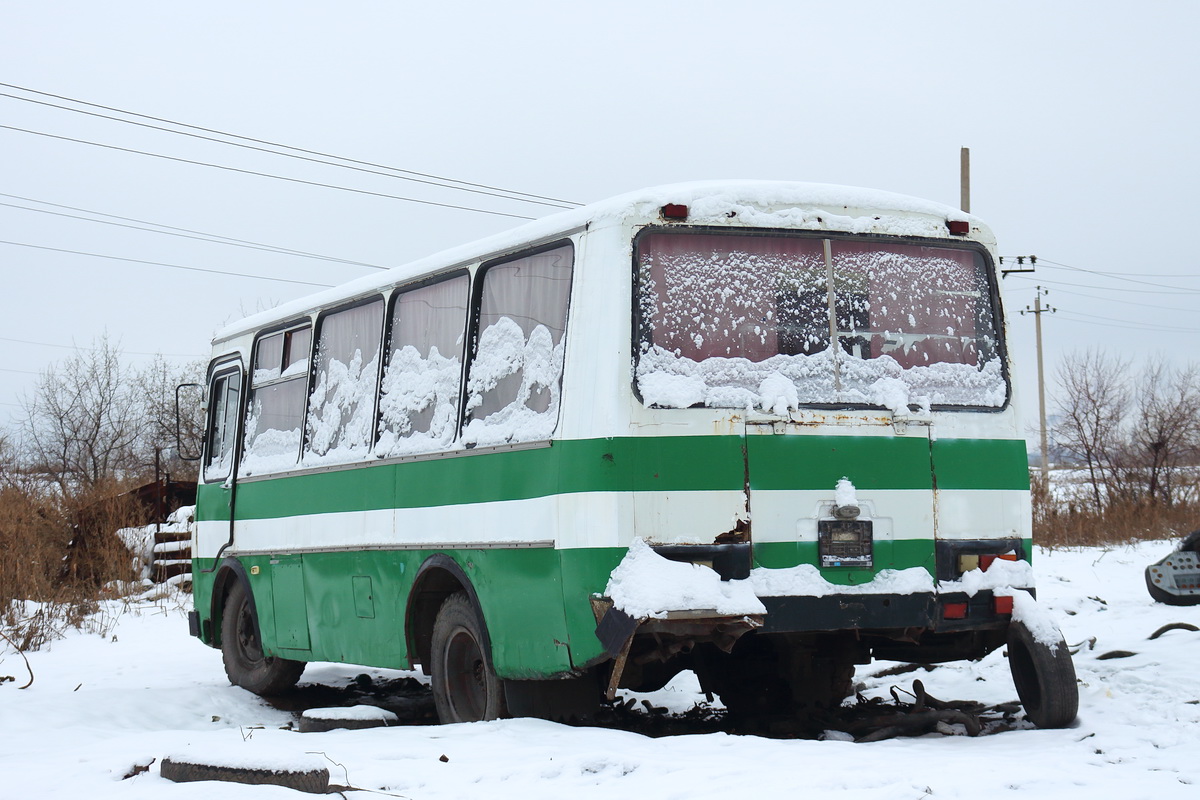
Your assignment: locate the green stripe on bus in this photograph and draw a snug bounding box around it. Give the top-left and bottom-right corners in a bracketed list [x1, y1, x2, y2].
[197, 435, 1029, 522]
[931, 437, 1031, 490]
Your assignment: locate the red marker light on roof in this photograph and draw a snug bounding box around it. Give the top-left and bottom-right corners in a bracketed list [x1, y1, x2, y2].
[662, 204, 689, 220]
[947, 219, 970, 235]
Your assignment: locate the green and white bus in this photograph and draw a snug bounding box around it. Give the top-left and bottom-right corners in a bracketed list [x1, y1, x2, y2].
[189, 181, 1077, 728]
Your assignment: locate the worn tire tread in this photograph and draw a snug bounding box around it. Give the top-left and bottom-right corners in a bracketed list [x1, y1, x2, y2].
[160, 757, 329, 794]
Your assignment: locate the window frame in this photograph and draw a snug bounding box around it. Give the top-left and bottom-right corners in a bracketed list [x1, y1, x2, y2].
[241, 318, 315, 475]
[202, 359, 244, 484]
[461, 239, 576, 442]
[376, 268, 472, 454]
[303, 293, 388, 462]
[630, 225, 1010, 413]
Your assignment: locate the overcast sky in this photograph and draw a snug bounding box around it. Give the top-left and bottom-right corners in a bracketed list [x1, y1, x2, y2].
[2, 1, 1197, 443]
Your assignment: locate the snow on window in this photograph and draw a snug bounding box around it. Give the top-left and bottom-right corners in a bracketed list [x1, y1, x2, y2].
[378, 275, 468, 456]
[636, 232, 1006, 411]
[203, 371, 240, 482]
[305, 300, 384, 464]
[241, 326, 311, 476]
[462, 245, 573, 446]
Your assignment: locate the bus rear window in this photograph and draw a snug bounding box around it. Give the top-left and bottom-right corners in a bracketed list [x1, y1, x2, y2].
[635, 231, 1006, 411]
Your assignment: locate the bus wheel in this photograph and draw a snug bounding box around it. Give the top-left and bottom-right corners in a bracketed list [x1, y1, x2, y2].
[221, 582, 305, 696]
[430, 592, 506, 723]
[1006, 619, 1078, 728]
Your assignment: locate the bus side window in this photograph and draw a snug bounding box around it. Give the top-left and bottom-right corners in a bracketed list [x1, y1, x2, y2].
[242, 325, 311, 475]
[305, 299, 385, 462]
[204, 370, 241, 482]
[463, 244, 573, 446]
[377, 274, 469, 456]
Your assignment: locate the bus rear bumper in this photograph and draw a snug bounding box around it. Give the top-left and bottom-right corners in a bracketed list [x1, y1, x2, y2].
[758, 589, 1022, 635]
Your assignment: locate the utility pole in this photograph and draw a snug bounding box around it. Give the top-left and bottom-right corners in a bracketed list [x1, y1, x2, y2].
[1020, 287, 1056, 483]
[960, 147, 970, 213]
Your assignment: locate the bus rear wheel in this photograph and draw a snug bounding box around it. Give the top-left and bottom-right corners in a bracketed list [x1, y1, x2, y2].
[221, 582, 305, 696]
[1007, 619, 1078, 728]
[430, 592, 507, 723]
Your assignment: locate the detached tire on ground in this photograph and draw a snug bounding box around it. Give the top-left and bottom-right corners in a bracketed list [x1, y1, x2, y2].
[1006, 619, 1079, 729]
[430, 592, 507, 723]
[221, 582, 305, 695]
[161, 758, 328, 794]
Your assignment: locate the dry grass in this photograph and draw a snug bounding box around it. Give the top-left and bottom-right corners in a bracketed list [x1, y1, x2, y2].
[1, 478, 146, 650]
[1033, 468, 1200, 549]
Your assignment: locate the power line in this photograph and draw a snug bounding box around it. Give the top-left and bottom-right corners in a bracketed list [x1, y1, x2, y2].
[0, 195, 389, 271]
[1056, 311, 1200, 335]
[0, 239, 336, 288]
[1054, 309, 1200, 334]
[1008, 274, 1200, 295]
[1037, 258, 1200, 293]
[1036, 284, 1200, 315]
[0, 89, 573, 211]
[0, 334, 203, 358]
[0, 82, 581, 209]
[0, 124, 539, 222]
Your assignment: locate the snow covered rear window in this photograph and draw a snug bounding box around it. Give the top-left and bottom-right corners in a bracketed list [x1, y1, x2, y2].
[378, 274, 469, 456]
[463, 243, 573, 446]
[635, 231, 1006, 411]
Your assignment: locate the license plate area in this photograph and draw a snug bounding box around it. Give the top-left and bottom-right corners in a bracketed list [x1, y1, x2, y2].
[818, 520, 873, 568]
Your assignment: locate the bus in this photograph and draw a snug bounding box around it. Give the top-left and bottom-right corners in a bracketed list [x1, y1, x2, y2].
[188, 180, 1078, 729]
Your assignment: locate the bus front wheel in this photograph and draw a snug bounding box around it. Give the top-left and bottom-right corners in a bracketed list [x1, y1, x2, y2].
[221, 582, 305, 696]
[430, 592, 507, 723]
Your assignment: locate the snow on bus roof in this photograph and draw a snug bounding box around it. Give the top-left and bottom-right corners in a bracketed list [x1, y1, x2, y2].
[213, 180, 982, 344]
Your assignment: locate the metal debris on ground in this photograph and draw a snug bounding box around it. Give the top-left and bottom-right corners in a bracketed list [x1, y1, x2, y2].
[258, 674, 1033, 742]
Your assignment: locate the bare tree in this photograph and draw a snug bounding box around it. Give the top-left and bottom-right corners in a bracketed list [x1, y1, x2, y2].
[19, 336, 145, 491]
[1052, 350, 1129, 509]
[134, 356, 205, 481]
[1129, 361, 1200, 506]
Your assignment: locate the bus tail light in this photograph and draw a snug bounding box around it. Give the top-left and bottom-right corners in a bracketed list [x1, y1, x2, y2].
[980, 553, 1019, 571]
[942, 602, 968, 620]
[958, 552, 1019, 574]
[994, 595, 1014, 615]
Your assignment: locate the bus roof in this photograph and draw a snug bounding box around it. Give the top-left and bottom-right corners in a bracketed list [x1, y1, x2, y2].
[212, 180, 985, 346]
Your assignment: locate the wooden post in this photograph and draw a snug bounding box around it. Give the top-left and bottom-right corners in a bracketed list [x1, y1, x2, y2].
[960, 147, 971, 213]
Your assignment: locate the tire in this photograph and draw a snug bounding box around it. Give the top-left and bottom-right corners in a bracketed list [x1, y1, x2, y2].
[1006, 619, 1078, 728]
[430, 592, 507, 723]
[161, 758, 328, 794]
[1181, 530, 1200, 554]
[221, 582, 305, 695]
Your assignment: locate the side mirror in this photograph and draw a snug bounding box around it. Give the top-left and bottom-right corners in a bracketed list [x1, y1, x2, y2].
[175, 383, 204, 462]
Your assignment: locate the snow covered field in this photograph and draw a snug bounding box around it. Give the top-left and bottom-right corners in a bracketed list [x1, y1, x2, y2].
[3, 542, 1198, 799]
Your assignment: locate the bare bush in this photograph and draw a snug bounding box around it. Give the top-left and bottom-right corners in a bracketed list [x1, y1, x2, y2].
[1052, 350, 1128, 510]
[1042, 353, 1200, 547]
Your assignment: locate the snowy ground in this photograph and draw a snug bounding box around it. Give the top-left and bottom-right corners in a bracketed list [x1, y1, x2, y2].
[3, 542, 1198, 799]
